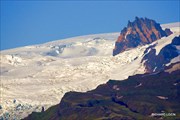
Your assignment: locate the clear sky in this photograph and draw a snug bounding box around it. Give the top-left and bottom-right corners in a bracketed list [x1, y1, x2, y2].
[0, 0, 179, 50]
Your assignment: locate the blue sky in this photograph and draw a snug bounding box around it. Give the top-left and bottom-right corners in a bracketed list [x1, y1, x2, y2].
[0, 1, 179, 50]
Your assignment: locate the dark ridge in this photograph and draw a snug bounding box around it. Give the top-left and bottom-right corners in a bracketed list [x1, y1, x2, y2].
[142, 36, 180, 73]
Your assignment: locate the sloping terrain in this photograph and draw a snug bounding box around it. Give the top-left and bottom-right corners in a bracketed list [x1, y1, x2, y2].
[142, 35, 180, 72]
[0, 32, 145, 119]
[0, 22, 179, 119]
[24, 62, 180, 120]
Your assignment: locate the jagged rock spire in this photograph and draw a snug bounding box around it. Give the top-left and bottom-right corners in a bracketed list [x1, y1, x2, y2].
[113, 17, 172, 56]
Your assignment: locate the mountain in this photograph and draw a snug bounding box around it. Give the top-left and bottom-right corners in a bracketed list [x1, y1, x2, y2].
[0, 22, 179, 119]
[23, 62, 180, 120]
[22, 21, 179, 119]
[113, 17, 172, 56]
[22, 21, 180, 120]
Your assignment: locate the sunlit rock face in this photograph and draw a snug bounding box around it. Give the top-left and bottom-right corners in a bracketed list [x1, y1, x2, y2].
[113, 17, 172, 56]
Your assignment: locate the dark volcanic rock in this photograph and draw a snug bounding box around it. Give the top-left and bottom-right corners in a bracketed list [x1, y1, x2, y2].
[113, 17, 172, 56]
[142, 36, 180, 73]
[24, 63, 180, 120]
[164, 28, 173, 36]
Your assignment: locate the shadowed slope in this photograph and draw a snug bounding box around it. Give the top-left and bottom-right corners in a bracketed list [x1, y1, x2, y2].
[24, 62, 180, 120]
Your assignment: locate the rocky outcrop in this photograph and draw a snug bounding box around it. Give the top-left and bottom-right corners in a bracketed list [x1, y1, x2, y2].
[24, 62, 180, 120]
[164, 28, 173, 36]
[142, 36, 180, 73]
[113, 17, 172, 56]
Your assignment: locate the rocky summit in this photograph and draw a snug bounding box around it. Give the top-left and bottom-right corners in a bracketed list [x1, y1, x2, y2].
[113, 17, 172, 56]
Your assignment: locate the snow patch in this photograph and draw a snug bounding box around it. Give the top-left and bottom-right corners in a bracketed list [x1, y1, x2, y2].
[125, 30, 130, 39]
[166, 56, 180, 66]
[0, 54, 22, 66]
[135, 83, 142, 88]
[161, 22, 180, 29]
[157, 96, 168, 100]
[154, 27, 179, 55]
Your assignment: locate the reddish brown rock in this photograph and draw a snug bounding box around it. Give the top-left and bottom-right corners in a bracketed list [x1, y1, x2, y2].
[113, 17, 172, 56]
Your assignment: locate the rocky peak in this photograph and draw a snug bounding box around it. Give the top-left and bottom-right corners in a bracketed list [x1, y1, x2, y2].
[113, 17, 172, 56]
